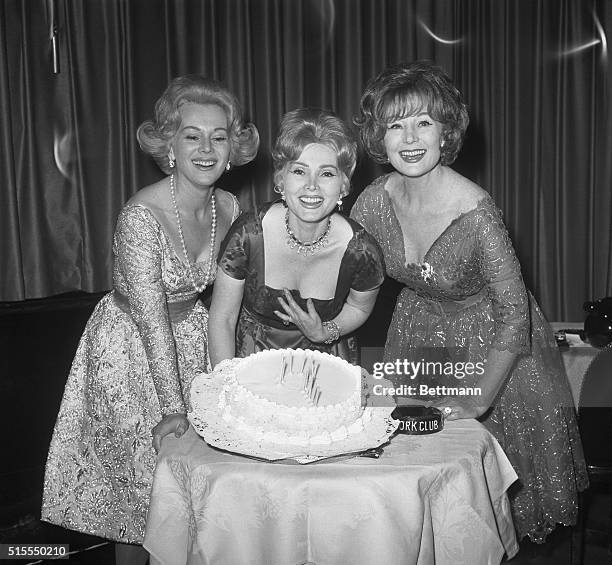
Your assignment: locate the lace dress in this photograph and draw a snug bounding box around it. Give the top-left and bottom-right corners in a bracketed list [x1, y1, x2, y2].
[351, 174, 588, 542]
[218, 201, 385, 362]
[42, 195, 239, 544]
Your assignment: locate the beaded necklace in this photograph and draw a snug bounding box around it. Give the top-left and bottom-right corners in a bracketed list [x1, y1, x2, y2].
[284, 208, 331, 255]
[169, 174, 217, 293]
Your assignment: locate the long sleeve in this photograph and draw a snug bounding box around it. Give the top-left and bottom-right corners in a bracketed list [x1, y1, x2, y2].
[113, 206, 185, 415]
[350, 186, 385, 244]
[475, 206, 530, 354]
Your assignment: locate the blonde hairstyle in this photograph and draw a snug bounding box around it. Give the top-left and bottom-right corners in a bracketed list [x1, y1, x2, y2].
[272, 108, 358, 190]
[137, 75, 259, 174]
[355, 61, 469, 165]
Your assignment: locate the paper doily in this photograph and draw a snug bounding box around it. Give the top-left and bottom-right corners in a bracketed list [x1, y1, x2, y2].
[188, 367, 398, 464]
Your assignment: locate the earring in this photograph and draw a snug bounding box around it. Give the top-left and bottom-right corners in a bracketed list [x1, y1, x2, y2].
[337, 197, 343, 211]
[168, 155, 175, 168]
[274, 185, 285, 200]
[226, 161, 231, 171]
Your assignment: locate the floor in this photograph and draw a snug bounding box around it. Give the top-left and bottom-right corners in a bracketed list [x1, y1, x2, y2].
[1, 502, 611, 564]
[0, 518, 113, 564]
[1, 289, 611, 564]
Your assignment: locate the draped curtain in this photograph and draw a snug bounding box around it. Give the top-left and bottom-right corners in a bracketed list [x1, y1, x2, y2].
[1, 0, 610, 321]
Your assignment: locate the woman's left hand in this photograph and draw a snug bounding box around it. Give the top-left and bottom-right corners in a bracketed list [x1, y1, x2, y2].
[274, 289, 327, 343]
[430, 397, 488, 420]
[151, 413, 190, 453]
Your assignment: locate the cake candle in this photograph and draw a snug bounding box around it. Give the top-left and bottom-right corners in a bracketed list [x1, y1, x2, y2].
[309, 374, 318, 398]
[280, 353, 288, 384]
[301, 354, 309, 375]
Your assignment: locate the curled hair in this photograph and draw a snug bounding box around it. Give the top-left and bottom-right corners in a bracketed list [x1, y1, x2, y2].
[355, 61, 469, 165]
[272, 108, 358, 190]
[137, 75, 259, 174]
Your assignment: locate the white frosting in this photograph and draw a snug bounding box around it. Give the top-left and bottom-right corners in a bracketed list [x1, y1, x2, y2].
[216, 349, 372, 446]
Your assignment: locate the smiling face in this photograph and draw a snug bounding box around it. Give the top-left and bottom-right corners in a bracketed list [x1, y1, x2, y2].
[169, 103, 230, 189]
[280, 143, 347, 229]
[383, 111, 444, 178]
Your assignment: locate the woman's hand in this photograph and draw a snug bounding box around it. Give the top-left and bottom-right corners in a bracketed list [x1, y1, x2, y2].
[151, 413, 190, 453]
[429, 397, 488, 421]
[274, 289, 328, 343]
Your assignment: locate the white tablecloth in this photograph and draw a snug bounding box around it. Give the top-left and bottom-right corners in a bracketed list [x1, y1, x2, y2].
[144, 420, 518, 565]
[550, 322, 598, 407]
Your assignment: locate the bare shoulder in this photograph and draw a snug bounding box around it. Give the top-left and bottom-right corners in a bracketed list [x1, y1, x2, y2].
[382, 171, 404, 195]
[214, 188, 239, 222]
[126, 178, 168, 212]
[445, 169, 489, 214]
[333, 212, 357, 240]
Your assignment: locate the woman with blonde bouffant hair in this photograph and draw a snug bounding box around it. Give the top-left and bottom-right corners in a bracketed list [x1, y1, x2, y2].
[42, 75, 258, 563]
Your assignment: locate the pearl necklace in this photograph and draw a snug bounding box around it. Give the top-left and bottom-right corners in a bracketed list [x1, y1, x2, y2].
[169, 174, 217, 293]
[284, 208, 331, 255]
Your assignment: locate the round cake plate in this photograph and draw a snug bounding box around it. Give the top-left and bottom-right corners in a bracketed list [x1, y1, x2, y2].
[188, 369, 399, 464]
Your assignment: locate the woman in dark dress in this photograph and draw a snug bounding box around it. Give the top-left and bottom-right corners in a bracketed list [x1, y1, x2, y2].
[209, 108, 384, 366]
[350, 60, 587, 542]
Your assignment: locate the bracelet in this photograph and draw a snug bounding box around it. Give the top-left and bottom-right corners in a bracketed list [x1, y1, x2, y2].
[322, 320, 340, 344]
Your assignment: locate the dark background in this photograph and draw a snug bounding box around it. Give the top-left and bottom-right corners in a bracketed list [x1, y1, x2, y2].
[1, 0, 611, 560]
[1, 0, 611, 319]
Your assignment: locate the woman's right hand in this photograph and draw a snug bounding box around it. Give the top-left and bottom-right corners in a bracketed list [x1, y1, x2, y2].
[275, 290, 328, 343]
[151, 413, 190, 453]
[429, 397, 488, 421]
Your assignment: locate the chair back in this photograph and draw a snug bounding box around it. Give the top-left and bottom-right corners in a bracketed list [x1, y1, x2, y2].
[578, 344, 612, 468]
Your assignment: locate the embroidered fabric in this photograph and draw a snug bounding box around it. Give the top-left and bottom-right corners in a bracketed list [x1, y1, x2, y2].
[42, 193, 240, 543]
[350, 174, 588, 542]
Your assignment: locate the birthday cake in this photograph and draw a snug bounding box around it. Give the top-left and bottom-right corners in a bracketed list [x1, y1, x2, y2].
[217, 348, 371, 447]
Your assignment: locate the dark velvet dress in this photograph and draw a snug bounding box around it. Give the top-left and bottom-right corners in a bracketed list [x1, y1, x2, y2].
[218, 201, 385, 362]
[351, 174, 588, 543]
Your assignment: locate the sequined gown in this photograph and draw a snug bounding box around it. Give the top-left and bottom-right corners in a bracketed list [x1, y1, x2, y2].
[218, 201, 385, 362]
[42, 195, 239, 544]
[351, 174, 588, 542]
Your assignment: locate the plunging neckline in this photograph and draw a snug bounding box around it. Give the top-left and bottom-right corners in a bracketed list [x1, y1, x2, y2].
[127, 203, 211, 266]
[382, 183, 490, 269]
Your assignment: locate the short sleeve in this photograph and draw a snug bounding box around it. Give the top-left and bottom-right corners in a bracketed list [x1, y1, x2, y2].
[217, 211, 253, 280]
[348, 226, 386, 291]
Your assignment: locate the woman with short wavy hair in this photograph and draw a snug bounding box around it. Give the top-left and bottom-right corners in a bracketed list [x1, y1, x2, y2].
[271, 108, 358, 182]
[42, 75, 258, 563]
[356, 60, 468, 166]
[351, 60, 587, 543]
[209, 107, 384, 366]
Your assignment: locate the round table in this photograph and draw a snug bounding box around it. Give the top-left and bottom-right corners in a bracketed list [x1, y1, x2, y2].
[144, 419, 518, 565]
